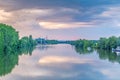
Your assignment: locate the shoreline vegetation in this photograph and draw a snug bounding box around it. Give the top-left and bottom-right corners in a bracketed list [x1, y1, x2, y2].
[0, 23, 120, 52]
[0, 23, 37, 76]
[71, 36, 119, 51]
[0, 23, 120, 76]
[0, 23, 36, 52]
[35, 36, 120, 51]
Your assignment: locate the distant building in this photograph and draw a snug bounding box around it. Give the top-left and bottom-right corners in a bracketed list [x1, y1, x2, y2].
[35, 38, 47, 44]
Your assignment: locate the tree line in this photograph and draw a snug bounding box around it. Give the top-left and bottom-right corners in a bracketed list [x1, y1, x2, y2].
[0, 23, 36, 53]
[0, 23, 36, 76]
[0, 39, 35, 76]
[74, 45, 120, 64]
[1, 23, 119, 51]
[72, 36, 120, 50]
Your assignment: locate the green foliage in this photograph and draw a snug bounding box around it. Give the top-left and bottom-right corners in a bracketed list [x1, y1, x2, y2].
[0, 23, 36, 54]
[0, 49, 19, 76]
[73, 36, 120, 50]
[74, 39, 96, 49]
[97, 36, 118, 50]
[0, 23, 36, 76]
[74, 40, 120, 64]
[19, 35, 36, 48]
[0, 23, 19, 51]
[75, 46, 93, 54]
[96, 49, 120, 63]
[0, 43, 35, 76]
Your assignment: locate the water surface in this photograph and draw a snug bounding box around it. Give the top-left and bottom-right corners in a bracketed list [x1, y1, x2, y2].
[1, 44, 120, 80]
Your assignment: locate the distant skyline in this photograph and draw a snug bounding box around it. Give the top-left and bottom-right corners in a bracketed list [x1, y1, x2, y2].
[0, 0, 120, 40]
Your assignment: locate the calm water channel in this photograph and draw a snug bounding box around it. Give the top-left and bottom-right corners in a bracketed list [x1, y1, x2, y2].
[1, 44, 120, 80]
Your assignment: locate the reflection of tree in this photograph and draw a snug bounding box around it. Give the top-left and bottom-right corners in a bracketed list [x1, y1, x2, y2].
[18, 46, 35, 56]
[96, 50, 120, 63]
[0, 49, 19, 76]
[0, 46, 35, 76]
[0, 23, 36, 76]
[74, 46, 94, 54]
[36, 45, 54, 51]
[75, 46, 120, 64]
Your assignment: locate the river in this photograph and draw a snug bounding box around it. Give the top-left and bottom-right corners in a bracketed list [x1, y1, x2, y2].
[1, 44, 120, 80]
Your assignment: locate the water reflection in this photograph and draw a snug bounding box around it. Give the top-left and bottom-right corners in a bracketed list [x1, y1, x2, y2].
[75, 46, 120, 64]
[97, 50, 120, 63]
[39, 56, 94, 64]
[74, 46, 94, 54]
[0, 46, 35, 77]
[18, 46, 35, 56]
[36, 45, 54, 51]
[0, 50, 19, 76]
[2, 44, 120, 80]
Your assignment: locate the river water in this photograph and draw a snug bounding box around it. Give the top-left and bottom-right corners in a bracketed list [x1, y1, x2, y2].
[1, 44, 120, 80]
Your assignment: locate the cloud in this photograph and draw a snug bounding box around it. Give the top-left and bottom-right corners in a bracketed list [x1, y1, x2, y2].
[93, 6, 120, 28]
[39, 21, 94, 29]
[99, 7, 120, 18]
[0, 7, 97, 36]
[1, 0, 120, 39]
[0, 9, 12, 21]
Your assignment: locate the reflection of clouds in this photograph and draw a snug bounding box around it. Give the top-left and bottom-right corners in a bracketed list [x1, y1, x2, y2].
[101, 69, 112, 77]
[39, 56, 94, 64]
[99, 67, 120, 80]
[13, 68, 53, 77]
[0, 44, 112, 80]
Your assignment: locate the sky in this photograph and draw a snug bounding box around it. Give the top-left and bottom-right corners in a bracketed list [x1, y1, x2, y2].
[0, 0, 120, 40]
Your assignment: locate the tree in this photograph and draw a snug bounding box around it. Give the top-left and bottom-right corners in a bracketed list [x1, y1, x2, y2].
[0, 23, 19, 52]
